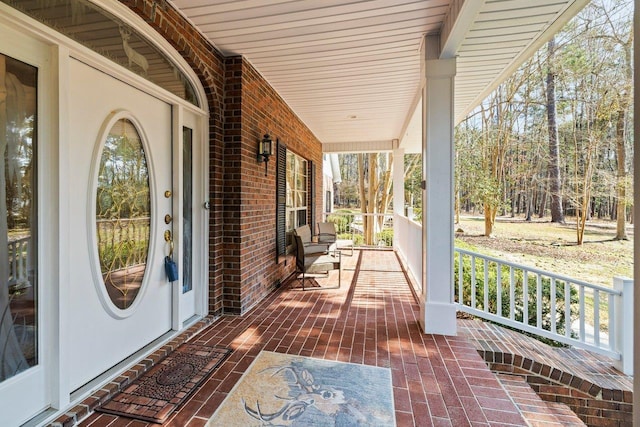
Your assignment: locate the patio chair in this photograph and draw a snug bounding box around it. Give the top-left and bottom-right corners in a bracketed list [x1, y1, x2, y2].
[293, 224, 329, 254]
[294, 234, 341, 290]
[317, 221, 354, 256]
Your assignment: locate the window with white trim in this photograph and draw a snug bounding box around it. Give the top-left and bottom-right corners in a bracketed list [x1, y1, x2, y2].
[286, 150, 308, 237]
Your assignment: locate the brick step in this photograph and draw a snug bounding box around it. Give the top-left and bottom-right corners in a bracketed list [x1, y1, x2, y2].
[497, 373, 586, 426]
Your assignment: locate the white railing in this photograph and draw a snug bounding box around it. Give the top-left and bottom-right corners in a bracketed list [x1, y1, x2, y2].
[455, 248, 625, 360]
[395, 214, 422, 294]
[321, 212, 393, 247]
[8, 236, 30, 289]
[392, 213, 633, 373]
[96, 217, 150, 268]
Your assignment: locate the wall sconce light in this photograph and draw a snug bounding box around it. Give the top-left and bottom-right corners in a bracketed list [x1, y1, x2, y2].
[257, 133, 273, 176]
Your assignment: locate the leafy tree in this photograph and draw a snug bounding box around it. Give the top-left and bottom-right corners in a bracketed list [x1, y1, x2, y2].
[454, 0, 633, 244]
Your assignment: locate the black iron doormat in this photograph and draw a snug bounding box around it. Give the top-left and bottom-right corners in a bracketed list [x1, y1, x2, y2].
[96, 342, 231, 423]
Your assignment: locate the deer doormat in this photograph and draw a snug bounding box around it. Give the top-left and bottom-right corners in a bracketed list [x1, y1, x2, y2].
[96, 342, 230, 423]
[207, 351, 395, 426]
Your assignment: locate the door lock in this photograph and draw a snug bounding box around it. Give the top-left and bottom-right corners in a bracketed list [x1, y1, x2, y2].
[164, 214, 173, 224]
[164, 190, 172, 198]
[164, 230, 174, 257]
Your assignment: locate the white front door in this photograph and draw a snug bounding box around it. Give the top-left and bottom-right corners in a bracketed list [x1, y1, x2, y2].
[65, 59, 174, 391]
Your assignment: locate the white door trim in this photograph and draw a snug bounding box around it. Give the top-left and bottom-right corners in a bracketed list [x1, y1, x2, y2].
[172, 107, 209, 330]
[0, 16, 58, 425]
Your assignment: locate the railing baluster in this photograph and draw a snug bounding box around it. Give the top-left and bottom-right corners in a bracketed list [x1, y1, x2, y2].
[565, 281, 571, 339]
[471, 256, 476, 309]
[608, 292, 615, 351]
[579, 285, 585, 342]
[483, 259, 489, 313]
[8, 241, 15, 285]
[458, 251, 463, 304]
[22, 240, 28, 282]
[593, 290, 600, 347]
[496, 262, 502, 317]
[11, 241, 17, 285]
[523, 270, 528, 325]
[550, 278, 557, 334]
[536, 274, 542, 328]
[15, 242, 24, 283]
[509, 266, 515, 320]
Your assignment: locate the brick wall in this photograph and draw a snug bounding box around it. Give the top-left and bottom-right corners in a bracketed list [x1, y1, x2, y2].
[121, 1, 324, 315]
[486, 354, 633, 427]
[224, 57, 323, 313]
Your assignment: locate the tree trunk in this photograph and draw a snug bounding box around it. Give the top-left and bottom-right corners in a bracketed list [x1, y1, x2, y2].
[614, 107, 628, 240]
[575, 138, 595, 246]
[525, 193, 532, 222]
[538, 179, 548, 218]
[377, 153, 393, 231]
[357, 153, 369, 244]
[484, 205, 494, 236]
[365, 153, 377, 245]
[546, 37, 565, 223]
[455, 190, 460, 224]
[614, 27, 632, 239]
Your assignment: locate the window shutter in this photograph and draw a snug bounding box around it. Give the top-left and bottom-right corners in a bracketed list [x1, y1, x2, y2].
[309, 161, 316, 235]
[276, 139, 287, 259]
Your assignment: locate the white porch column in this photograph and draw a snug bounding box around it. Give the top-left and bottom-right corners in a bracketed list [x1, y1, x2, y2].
[633, 3, 639, 422]
[392, 145, 404, 250]
[419, 35, 457, 335]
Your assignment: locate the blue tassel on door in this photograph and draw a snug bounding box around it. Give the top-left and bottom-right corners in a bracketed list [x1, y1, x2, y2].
[165, 256, 178, 282]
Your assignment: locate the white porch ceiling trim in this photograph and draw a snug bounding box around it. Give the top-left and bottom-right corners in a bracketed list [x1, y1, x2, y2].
[323, 140, 398, 154]
[170, 0, 591, 151]
[440, 0, 484, 58]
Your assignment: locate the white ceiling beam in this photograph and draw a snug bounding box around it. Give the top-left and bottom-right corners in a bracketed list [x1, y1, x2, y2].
[440, 0, 486, 59]
[322, 140, 395, 154]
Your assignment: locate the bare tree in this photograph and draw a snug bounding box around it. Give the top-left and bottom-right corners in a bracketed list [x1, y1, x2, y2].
[602, 5, 633, 240]
[546, 37, 565, 224]
[357, 153, 393, 245]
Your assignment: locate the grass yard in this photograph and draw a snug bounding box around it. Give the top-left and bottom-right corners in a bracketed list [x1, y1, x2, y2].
[454, 215, 633, 288]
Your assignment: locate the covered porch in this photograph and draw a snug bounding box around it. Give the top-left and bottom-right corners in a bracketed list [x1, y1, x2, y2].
[67, 249, 627, 426]
[0, 0, 637, 425]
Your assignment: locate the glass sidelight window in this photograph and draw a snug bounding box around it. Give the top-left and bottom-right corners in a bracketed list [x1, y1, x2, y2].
[96, 118, 151, 310]
[0, 53, 38, 383]
[182, 127, 193, 294]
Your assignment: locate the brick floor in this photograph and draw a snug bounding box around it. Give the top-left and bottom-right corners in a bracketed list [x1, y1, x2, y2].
[74, 250, 553, 427]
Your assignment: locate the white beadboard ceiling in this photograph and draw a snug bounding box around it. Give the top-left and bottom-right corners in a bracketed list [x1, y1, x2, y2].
[170, 0, 589, 152]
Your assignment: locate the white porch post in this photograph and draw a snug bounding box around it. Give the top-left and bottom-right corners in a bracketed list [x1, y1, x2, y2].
[419, 35, 457, 335]
[613, 277, 634, 375]
[392, 145, 404, 250]
[633, 2, 639, 422]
